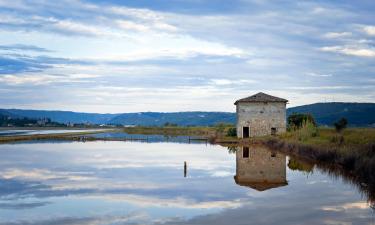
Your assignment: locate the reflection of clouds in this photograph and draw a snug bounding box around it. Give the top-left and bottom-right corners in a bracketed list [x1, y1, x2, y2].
[0, 201, 50, 209]
[0, 213, 149, 225]
[0, 169, 94, 181]
[210, 171, 233, 177]
[321, 201, 371, 212]
[84, 194, 243, 209]
[0, 142, 373, 224]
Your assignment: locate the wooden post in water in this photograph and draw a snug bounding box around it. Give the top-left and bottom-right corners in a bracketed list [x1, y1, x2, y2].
[184, 161, 187, 177]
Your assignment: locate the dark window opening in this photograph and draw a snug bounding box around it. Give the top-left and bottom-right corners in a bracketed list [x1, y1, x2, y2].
[243, 127, 249, 138]
[243, 147, 249, 158]
[271, 127, 277, 135]
[271, 152, 276, 157]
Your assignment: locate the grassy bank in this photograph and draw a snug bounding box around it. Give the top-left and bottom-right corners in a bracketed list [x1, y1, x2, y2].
[262, 128, 375, 202]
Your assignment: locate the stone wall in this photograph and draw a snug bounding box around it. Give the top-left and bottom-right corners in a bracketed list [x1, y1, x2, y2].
[236, 102, 286, 137]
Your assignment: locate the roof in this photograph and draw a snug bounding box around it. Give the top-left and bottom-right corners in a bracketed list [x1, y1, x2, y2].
[234, 92, 288, 105]
[234, 176, 288, 191]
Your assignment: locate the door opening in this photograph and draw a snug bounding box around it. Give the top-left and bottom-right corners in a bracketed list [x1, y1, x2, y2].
[271, 127, 277, 135]
[243, 127, 249, 138]
[243, 147, 249, 158]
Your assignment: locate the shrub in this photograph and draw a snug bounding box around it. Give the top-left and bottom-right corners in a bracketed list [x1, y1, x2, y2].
[334, 118, 348, 132]
[296, 120, 319, 141]
[214, 122, 233, 135]
[288, 113, 316, 130]
[226, 127, 237, 137]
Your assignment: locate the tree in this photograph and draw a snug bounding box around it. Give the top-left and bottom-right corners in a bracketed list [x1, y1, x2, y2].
[334, 118, 348, 132]
[226, 127, 237, 137]
[287, 113, 316, 130]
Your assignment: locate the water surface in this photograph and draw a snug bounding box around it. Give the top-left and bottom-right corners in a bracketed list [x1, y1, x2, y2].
[0, 129, 106, 137]
[0, 141, 373, 225]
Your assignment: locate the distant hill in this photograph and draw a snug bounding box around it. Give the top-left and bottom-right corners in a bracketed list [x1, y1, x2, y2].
[108, 112, 235, 126]
[1, 102, 375, 127]
[287, 102, 375, 127]
[3, 109, 119, 124]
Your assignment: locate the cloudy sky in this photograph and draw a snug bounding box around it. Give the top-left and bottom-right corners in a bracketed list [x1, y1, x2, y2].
[0, 0, 374, 113]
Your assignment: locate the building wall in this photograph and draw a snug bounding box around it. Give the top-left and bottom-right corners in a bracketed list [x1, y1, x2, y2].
[236, 102, 286, 137]
[235, 146, 286, 183]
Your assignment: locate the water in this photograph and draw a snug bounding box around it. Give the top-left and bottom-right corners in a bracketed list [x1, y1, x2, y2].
[0, 141, 373, 225]
[0, 129, 106, 136]
[88, 131, 207, 144]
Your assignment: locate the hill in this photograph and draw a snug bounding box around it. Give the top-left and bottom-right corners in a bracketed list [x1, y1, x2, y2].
[287, 102, 375, 127]
[3, 109, 119, 124]
[108, 112, 235, 126]
[1, 102, 375, 127]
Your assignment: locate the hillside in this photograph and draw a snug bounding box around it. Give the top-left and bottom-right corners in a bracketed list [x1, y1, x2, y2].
[1, 102, 375, 127]
[108, 112, 235, 126]
[287, 102, 375, 127]
[3, 109, 119, 124]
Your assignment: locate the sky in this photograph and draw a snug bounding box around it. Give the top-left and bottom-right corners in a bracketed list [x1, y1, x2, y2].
[0, 0, 374, 113]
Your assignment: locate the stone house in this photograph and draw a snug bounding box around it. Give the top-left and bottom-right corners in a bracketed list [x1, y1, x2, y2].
[234, 92, 288, 138]
[234, 146, 287, 191]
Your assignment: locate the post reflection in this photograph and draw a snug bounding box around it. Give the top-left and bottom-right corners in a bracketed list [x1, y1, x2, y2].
[234, 145, 288, 191]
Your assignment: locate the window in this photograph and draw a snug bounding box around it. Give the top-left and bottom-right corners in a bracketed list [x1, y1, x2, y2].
[243, 147, 249, 158]
[271, 127, 277, 135]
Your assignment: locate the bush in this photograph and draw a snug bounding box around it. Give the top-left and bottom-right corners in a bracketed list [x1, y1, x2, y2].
[214, 122, 233, 135]
[288, 113, 316, 130]
[334, 118, 348, 132]
[296, 120, 319, 141]
[226, 127, 237, 137]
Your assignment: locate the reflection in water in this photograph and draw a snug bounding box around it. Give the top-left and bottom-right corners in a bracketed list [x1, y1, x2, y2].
[184, 161, 187, 177]
[288, 157, 314, 173]
[0, 141, 374, 225]
[234, 146, 287, 191]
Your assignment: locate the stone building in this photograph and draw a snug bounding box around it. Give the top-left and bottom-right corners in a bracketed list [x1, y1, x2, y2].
[234, 92, 288, 137]
[234, 146, 287, 191]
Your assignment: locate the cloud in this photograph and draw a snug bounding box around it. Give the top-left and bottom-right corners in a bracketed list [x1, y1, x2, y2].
[362, 25, 375, 36]
[323, 32, 352, 39]
[320, 46, 375, 57]
[0, 44, 52, 52]
[210, 79, 257, 86]
[0, 0, 374, 111]
[0, 73, 99, 85]
[306, 72, 332, 77]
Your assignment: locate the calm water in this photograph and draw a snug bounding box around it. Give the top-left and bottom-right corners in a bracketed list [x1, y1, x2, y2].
[0, 129, 106, 137]
[0, 141, 374, 225]
[88, 132, 206, 144]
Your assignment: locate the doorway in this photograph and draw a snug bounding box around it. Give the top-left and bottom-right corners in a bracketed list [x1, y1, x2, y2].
[243, 147, 249, 158]
[243, 127, 249, 138]
[271, 127, 277, 135]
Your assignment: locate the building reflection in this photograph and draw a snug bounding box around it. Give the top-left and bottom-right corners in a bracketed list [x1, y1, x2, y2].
[234, 146, 288, 191]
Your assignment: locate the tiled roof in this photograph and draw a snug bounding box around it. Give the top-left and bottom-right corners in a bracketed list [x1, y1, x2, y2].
[234, 92, 288, 104]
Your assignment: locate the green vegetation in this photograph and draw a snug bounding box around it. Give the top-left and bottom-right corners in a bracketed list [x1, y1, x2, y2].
[287, 113, 316, 130]
[226, 127, 237, 137]
[334, 117, 348, 132]
[287, 158, 314, 173]
[264, 127, 375, 201]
